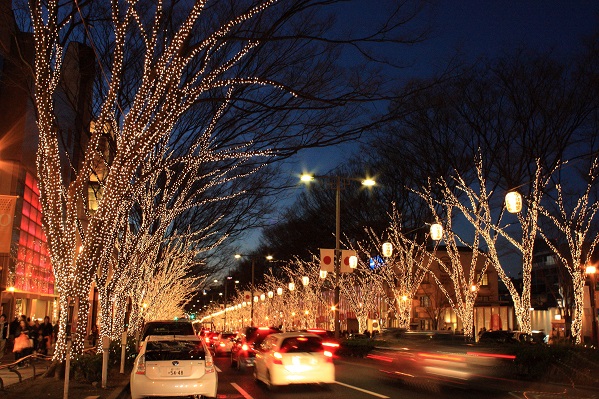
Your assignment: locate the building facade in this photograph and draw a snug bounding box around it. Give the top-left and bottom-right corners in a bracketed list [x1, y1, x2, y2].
[0, 3, 94, 324]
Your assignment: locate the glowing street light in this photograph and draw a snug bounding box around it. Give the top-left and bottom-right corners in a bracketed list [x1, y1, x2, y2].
[300, 172, 376, 339]
[235, 254, 275, 327]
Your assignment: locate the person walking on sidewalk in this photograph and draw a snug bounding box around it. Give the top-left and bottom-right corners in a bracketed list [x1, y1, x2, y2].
[39, 316, 53, 355]
[0, 314, 8, 356]
[13, 320, 33, 367]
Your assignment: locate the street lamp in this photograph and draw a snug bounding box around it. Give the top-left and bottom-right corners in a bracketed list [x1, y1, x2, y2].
[224, 276, 233, 331]
[235, 254, 274, 327]
[300, 173, 376, 339]
[586, 264, 598, 345]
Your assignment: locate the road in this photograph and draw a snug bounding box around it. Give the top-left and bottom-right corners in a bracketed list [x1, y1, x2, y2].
[122, 353, 599, 399]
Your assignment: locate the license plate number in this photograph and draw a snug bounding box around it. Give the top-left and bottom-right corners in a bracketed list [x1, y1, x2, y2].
[167, 368, 184, 376]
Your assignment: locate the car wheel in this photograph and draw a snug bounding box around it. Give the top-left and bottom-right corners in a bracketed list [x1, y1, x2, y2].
[266, 370, 278, 391]
[253, 366, 259, 382]
[231, 353, 237, 368]
[237, 355, 244, 371]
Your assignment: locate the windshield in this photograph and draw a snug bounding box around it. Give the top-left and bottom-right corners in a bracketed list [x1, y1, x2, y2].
[145, 340, 206, 361]
[280, 336, 323, 353]
[143, 323, 195, 339]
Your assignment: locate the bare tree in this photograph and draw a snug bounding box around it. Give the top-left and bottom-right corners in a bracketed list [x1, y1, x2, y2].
[539, 158, 599, 344]
[26, 0, 427, 359]
[359, 204, 436, 329]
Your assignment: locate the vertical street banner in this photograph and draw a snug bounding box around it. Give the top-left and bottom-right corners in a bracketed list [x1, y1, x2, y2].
[243, 291, 252, 303]
[320, 248, 335, 272]
[0, 195, 17, 253]
[341, 249, 357, 273]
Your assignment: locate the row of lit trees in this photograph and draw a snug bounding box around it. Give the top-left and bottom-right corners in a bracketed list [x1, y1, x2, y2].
[23, 0, 420, 361]
[201, 155, 599, 344]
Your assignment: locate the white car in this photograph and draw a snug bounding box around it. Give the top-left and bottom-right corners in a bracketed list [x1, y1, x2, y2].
[253, 332, 335, 389]
[131, 335, 218, 399]
[214, 332, 237, 356]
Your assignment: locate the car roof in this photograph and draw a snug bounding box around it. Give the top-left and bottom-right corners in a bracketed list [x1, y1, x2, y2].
[146, 334, 201, 342]
[144, 319, 193, 324]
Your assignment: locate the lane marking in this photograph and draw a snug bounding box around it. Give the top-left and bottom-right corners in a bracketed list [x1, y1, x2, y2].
[335, 381, 390, 398]
[231, 382, 254, 399]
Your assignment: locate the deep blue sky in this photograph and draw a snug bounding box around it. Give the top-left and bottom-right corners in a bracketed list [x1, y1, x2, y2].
[241, 0, 599, 253]
[296, 0, 599, 174]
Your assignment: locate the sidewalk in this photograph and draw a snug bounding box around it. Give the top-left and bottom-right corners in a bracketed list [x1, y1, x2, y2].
[0, 350, 130, 399]
[0, 351, 50, 389]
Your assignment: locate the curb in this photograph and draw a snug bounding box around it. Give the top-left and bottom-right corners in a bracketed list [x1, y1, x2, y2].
[105, 379, 130, 399]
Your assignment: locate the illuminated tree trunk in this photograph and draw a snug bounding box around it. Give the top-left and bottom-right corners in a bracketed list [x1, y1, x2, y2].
[395, 297, 411, 330]
[571, 277, 586, 344]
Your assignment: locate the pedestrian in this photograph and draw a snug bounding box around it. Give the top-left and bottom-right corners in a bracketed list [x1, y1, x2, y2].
[30, 318, 41, 352]
[0, 314, 8, 356]
[88, 325, 99, 347]
[13, 320, 33, 367]
[8, 316, 19, 352]
[53, 320, 59, 344]
[39, 316, 53, 355]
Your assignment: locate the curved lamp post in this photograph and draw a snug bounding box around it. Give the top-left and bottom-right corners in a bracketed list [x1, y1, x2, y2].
[235, 254, 274, 327]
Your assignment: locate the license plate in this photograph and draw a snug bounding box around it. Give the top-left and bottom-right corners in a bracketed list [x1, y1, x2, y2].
[167, 368, 184, 376]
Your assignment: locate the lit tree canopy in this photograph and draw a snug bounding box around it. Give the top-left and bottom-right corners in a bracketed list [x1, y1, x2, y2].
[26, 0, 424, 358]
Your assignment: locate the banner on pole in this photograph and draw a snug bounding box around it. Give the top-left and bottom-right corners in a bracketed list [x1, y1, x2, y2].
[341, 250, 357, 273]
[320, 248, 335, 272]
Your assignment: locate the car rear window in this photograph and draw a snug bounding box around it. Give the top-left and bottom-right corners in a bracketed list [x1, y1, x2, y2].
[220, 333, 236, 339]
[280, 336, 323, 353]
[143, 323, 195, 339]
[242, 328, 281, 347]
[145, 340, 206, 361]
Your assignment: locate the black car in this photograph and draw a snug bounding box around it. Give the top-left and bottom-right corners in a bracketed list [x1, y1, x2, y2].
[230, 326, 281, 370]
[140, 320, 196, 342]
[478, 330, 519, 344]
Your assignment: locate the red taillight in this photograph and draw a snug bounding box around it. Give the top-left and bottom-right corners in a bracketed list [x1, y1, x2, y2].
[219, 343, 225, 347]
[324, 350, 333, 363]
[323, 342, 339, 348]
[242, 344, 249, 351]
[135, 355, 146, 375]
[273, 352, 283, 365]
[205, 354, 215, 373]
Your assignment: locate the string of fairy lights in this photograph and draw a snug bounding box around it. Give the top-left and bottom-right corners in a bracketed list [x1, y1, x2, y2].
[28, 0, 303, 361]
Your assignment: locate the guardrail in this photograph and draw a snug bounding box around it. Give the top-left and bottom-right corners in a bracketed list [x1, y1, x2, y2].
[0, 346, 97, 390]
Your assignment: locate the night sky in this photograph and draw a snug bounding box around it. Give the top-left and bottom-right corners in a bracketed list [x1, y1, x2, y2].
[243, 1, 599, 252]
[296, 0, 599, 174]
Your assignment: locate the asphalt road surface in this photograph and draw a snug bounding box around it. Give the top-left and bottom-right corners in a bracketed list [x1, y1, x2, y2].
[123, 355, 597, 399]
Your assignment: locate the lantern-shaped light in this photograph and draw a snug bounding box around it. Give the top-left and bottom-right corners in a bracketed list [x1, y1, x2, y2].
[268, 291, 273, 298]
[277, 287, 283, 296]
[505, 191, 522, 213]
[289, 282, 295, 291]
[260, 293, 265, 301]
[349, 255, 358, 269]
[242, 301, 246, 307]
[430, 223, 443, 241]
[585, 265, 597, 275]
[382, 242, 393, 258]
[320, 270, 328, 279]
[470, 285, 477, 292]
[302, 276, 310, 286]
[254, 296, 259, 302]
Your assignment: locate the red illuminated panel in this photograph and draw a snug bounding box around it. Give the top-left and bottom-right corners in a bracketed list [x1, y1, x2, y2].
[14, 172, 55, 294]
